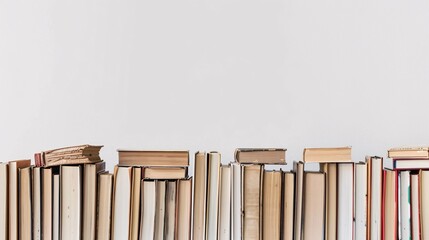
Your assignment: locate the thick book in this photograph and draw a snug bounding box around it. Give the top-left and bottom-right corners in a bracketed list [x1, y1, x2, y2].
[218, 165, 231, 239]
[231, 163, 242, 240]
[302, 172, 325, 240]
[33, 167, 42, 240]
[43, 168, 53, 240]
[112, 166, 132, 240]
[411, 174, 421, 239]
[97, 173, 113, 240]
[368, 156, 383, 240]
[206, 152, 220, 240]
[154, 181, 166, 240]
[421, 170, 429, 239]
[383, 169, 397, 240]
[242, 164, 263, 240]
[385, 158, 429, 170]
[19, 166, 32, 240]
[9, 159, 31, 240]
[262, 170, 282, 239]
[235, 148, 286, 164]
[400, 171, 411, 239]
[83, 162, 106, 240]
[283, 172, 295, 240]
[321, 163, 337, 240]
[354, 162, 368, 240]
[129, 167, 142, 240]
[388, 147, 429, 159]
[164, 181, 177, 240]
[41, 145, 103, 167]
[177, 178, 192, 240]
[294, 162, 304, 240]
[144, 167, 187, 179]
[0, 163, 7, 240]
[118, 150, 189, 167]
[61, 165, 83, 240]
[140, 180, 156, 239]
[303, 146, 352, 163]
[192, 152, 207, 240]
[337, 163, 354, 240]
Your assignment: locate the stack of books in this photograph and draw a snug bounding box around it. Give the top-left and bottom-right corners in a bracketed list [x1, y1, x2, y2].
[113, 150, 192, 240]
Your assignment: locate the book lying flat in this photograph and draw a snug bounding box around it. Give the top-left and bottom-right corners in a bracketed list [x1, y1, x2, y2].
[41, 145, 103, 167]
[144, 167, 187, 179]
[303, 147, 352, 163]
[235, 148, 286, 164]
[118, 150, 189, 167]
[388, 147, 429, 159]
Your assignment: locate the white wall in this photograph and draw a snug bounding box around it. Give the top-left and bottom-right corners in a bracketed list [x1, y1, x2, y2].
[1, 0, 429, 171]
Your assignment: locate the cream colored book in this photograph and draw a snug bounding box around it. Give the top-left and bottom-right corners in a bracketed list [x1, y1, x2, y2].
[192, 152, 207, 240]
[388, 147, 429, 159]
[53, 174, 60, 240]
[33, 167, 42, 240]
[177, 178, 192, 240]
[262, 170, 282, 240]
[218, 165, 231, 239]
[303, 147, 352, 163]
[165, 181, 177, 240]
[144, 167, 187, 179]
[421, 170, 429, 239]
[154, 181, 166, 240]
[206, 152, 221, 240]
[354, 162, 368, 240]
[384, 170, 397, 240]
[61, 165, 82, 240]
[96, 173, 113, 240]
[140, 181, 156, 239]
[242, 164, 263, 240]
[337, 163, 354, 240]
[118, 150, 189, 167]
[321, 163, 337, 240]
[111, 166, 132, 240]
[231, 163, 242, 240]
[369, 156, 383, 240]
[302, 172, 325, 240]
[411, 174, 420, 239]
[294, 162, 304, 240]
[0, 163, 7, 240]
[19, 167, 32, 240]
[283, 172, 295, 240]
[129, 167, 142, 240]
[43, 168, 53, 240]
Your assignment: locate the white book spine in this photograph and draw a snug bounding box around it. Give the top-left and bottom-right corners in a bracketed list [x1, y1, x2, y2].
[231, 163, 242, 240]
[400, 171, 411, 240]
[354, 164, 367, 240]
[337, 163, 354, 240]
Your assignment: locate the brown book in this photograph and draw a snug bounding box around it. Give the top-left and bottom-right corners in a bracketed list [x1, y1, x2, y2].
[19, 166, 32, 240]
[192, 152, 207, 240]
[164, 181, 177, 240]
[118, 150, 189, 167]
[235, 148, 286, 164]
[282, 172, 295, 240]
[242, 164, 263, 240]
[61, 165, 83, 240]
[383, 170, 397, 240]
[177, 178, 192, 240]
[43, 168, 53, 240]
[42, 145, 103, 167]
[96, 173, 113, 240]
[303, 147, 352, 163]
[302, 172, 325, 240]
[9, 159, 31, 240]
[82, 162, 106, 240]
[388, 147, 429, 159]
[144, 167, 187, 179]
[293, 162, 304, 240]
[129, 168, 142, 240]
[321, 163, 337, 240]
[0, 163, 7, 240]
[262, 170, 282, 239]
[33, 167, 42, 240]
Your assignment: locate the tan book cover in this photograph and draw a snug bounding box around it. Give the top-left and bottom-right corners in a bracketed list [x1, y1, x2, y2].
[235, 148, 286, 164]
[140, 181, 156, 239]
[218, 165, 231, 239]
[96, 173, 113, 240]
[262, 170, 282, 240]
[33, 167, 42, 240]
[61, 165, 83, 240]
[303, 147, 352, 163]
[420, 170, 429, 239]
[384, 170, 397, 240]
[129, 168, 142, 240]
[177, 178, 192, 240]
[43, 168, 53, 240]
[53, 174, 60, 240]
[283, 172, 295, 240]
[154, 181, 166, 240]
[293, 162, 304, 240]
[118, 150, 189, 167]
[302, 172, 325, 240]
[206, 152, 220, 240]
[144, 167, 187, 179]
[242, 164, 263, 240]
[321, 163, 337, 240]
[164, 181, 177, 240]
[111, 166, 132, 240]
[0, 163, 8, 240]
[43, 145, 103, 167]
[388, 147, 429, 159]
[19, 167, 32, 240]
[192, 152, 207, 240]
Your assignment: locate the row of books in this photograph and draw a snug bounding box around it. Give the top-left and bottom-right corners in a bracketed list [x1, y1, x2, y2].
[1, 145, 429, 239]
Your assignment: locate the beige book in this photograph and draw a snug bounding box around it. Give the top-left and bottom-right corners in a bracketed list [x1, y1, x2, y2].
[354, 162, 368, 240]
[140, 181, 156, 239]
[83, 162, 106, 240]
[165, 181, 177, 240]
[388, 147, 429, 159]
[321, 163, 337, 240]
[283, 172, 295, 240]
[303, 147, 352, 163]
[192, 152, 207, 240]
[129, 167, 142, 240]
[53, 174, 60, 240]
[294, 162, 304, 240]
[144, 167, 187, 179]
[206, 152, 221, 240]
[9, 159, 31, 240]
[19, 167, 32, 240]
[421, 170, 429, 239]
[61, 165, 82, 240]
[177, 178, 192, 240]
[154, 181, 166, 240]
[302, 172, 325, 240]
[231, 163, 242, 240]
[235, 148, 286, 164]
[43, 168, 53, 240]
[262, 170, 282, 240]
[0, 163, 8, 240]
[368, 156, 383, 240]
[411, 174, 421, 239]
[218, 165, 231, 239]
[111, 166, 132, 240]
[42, 145, 103, 167]
[242, 164, 263, 240]
[96, 173, 113, 240]
[337, 163, 354, 239]
[33, 167, 42, 240]
[384, 170, 397, 240]
[118, 150, 189, 167]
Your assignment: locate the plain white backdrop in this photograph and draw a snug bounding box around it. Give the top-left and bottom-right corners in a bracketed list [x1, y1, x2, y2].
[1, 0, 429, 171]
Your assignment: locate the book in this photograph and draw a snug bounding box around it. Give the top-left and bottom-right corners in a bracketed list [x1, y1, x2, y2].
[144, 167, 187, 179]
[83, 162, 106, 240]
[302, 172, 325, 240]
[242, 164, 263, 240]
[112, 166, 132, 240]
[96, 173, 113, 240]
[177, 178, 192, 240]
[218, 165, 231, 239]
[303, 147, 352, 163]
[235, 148, 286, 164]
[231, 163, 242, 240]
[321, 163, 337, 240]
[53, 173, 60, 240]
[19, 166, 32, 240]
[118, 150, 189, 167]
[43, 168, 53, 240]
[262, 170, 282, 239]
[386, 159, 429, 170]
[400, 171, 411, 239]
[140, 181, 156, 239]
[294, 162, 304, 240]
[421, 170, 429, 239]
[61, 165, 83, 240]
[154, 181, 166, 240]
[192, 152, 207, 240]
[337, 163, 354, 239]
[164, 181, 177, 240]
[282, 172, 295, 240]
[354, 162, 368, 240]
[0, 163, 7, 240]
[129, 167, 142, 240]
[42, 144, 103, 167]
[368, 156, 383, 240]
[388, 147, 429, 159]
[206, 152, 220, 240]
[33, 167, 42, 240]
[411, 174, 421, 239]
[9, 159, 31, 240]
[383, 169, 397, 240]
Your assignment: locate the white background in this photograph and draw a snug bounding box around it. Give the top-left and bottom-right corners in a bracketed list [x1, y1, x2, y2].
[1, 0, 429, 171]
